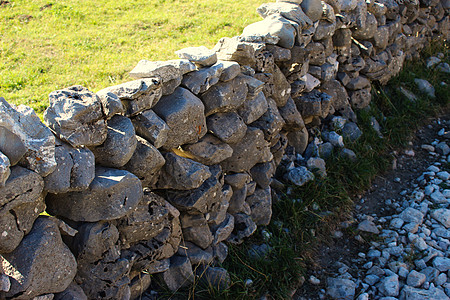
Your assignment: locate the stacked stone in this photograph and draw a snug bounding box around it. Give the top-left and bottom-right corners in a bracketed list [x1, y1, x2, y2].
[0, 0, 448, 298]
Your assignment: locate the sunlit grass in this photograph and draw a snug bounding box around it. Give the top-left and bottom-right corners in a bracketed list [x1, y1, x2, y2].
[0, 0, 266, 114]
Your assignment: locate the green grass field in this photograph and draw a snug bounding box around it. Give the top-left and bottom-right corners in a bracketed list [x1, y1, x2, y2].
[0, 0, 266, 114]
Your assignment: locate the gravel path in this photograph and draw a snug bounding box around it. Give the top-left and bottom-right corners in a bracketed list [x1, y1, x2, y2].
[295, 114, 450, 299]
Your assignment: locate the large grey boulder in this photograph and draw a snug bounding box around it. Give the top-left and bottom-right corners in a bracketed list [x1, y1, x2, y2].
[242, 15, 297, 48]
[0, 166, 45, 253]
[1, 98, 56, 176]
[123, 136, 165, 188]
[1, 217, 77, 299]
[157, 152, 211, 190]
[0, 151, 10, 188]
[200, 76, 248, 116]
[257, 2, 313, 29]
[44, 140, 95, 193]
[131, 109, 169, 149]
[153, 87, 207, 150]
[181, 62, 224, 95]
[183, 134, 233, 165]
[97, 78, 162, 117]
[44, 86, 107, 148]
[221, 127, 272, 173]
[175, 46, 218, 67]
[207, 112, 247, 144]
[238, 91, 269, 125]
[91, 115, 137, 168]
[46, 167, 143, 222]
[129, 60, 183, 95]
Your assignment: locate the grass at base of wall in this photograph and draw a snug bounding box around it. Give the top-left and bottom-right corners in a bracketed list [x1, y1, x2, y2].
[157, 41, 449, 299]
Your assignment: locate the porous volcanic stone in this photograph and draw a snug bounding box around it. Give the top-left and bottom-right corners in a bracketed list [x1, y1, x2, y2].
[44, 86, 107, 147]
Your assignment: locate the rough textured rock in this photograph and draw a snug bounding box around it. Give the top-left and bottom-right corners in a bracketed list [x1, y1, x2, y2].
[221, 127, 272, 173]
[0, 151, 11, 188]
[1, 98, 56, 176]
[181, 213, 214, 249]
[0, 166, 45, 253]
[182, 134, 233, 165]
[326, 277, 356, 299]
[46, 167, 143, 222]
[238, 91, 269, 125]
[227, 213, 257, 244]
[160, 256, 194, 292]
[95, 89, 124, 119]
[181, 62, 224, 95]
[301, 0, 324, 22]
[207, 112, 247, 144]
[1, 217, 77, 299]
[131, 109, 169, 149]
[97, 78, 162, 117]
[123, 136, 165, 188]
[153, 87, 207, 150]
[129, 60, 182, 95]
[91, 115, 137, 168]
[163, 165, 223, 214]
[219, 61, 241, 82]
[251, 97, 285, 144]
[201, 76, 248, 116]
[44, 141, 95, 193]
[175, 46, 217, 67]
[246, 187, 272, 225]
[54, 282, 87, 300]
[157, 152, 211, 190]
[242, 15, 297, 48]
[257, 2, 313, 29]
[44, 86, 107, 148]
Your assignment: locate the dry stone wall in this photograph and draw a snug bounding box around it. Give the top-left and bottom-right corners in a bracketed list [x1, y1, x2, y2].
[0, 0, 449, 298]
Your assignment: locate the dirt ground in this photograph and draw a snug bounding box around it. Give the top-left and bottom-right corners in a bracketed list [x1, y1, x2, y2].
[293, 109, 450, 299]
